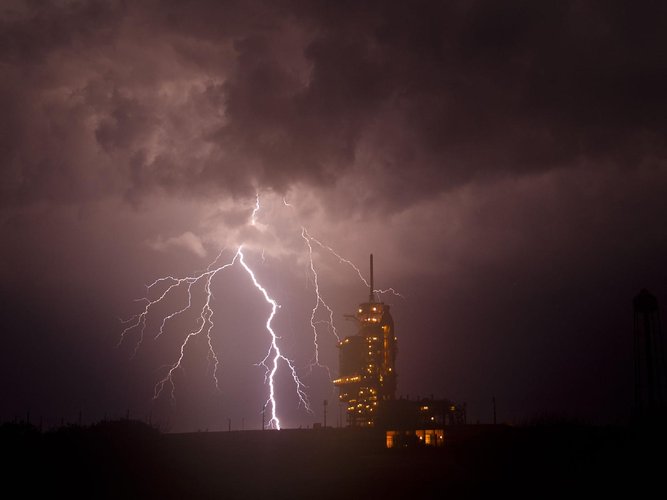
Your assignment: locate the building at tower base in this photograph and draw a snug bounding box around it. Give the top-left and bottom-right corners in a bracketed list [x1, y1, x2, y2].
[380, 397, 467, 448]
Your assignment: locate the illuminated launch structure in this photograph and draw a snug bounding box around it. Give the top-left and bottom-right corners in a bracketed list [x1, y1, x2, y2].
[334, 255, 397, 427]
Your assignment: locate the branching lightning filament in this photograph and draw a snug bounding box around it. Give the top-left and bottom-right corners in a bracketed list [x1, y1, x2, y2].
[121, 193, 401, 429]
[120, 244, 309, 429]
[301, 227, 339, 375]
[304, 232, 404, 298]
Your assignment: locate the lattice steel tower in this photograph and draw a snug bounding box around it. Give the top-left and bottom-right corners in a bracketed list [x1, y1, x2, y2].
[334, 255, 397, 426]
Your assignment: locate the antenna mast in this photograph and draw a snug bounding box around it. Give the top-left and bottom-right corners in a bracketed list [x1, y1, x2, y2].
[369, 254, 374, 302]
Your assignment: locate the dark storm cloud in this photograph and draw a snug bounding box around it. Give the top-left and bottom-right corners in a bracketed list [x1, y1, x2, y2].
[220, 0, 667, 208]
[2, 0, 666, 209]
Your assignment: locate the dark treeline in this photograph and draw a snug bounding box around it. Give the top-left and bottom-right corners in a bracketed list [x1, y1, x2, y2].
[2, 419, 666, 499]
[2, 419, 162, 497]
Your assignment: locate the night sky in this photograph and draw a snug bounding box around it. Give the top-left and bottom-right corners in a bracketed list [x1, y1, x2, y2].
[2, 0, 667, 431]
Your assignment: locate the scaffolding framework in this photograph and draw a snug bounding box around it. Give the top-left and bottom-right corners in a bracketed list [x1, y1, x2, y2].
[334, 255, 397, 427]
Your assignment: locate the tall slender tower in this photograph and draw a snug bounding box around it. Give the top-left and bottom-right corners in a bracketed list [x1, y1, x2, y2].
[634, 289, 666, 416]
[334, 254, 397, 426]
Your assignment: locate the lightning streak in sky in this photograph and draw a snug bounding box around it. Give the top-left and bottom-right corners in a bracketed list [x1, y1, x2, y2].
[238, 247, 310, 429]
[301, 227, 339, 374]
[120, 276, 194, 357]
[121, 193, 400, 429]
[151, 253, 238, 399]
[120, 243, 311, 428]
[305, 232, 404, 298]
[251, 193, 261, 225]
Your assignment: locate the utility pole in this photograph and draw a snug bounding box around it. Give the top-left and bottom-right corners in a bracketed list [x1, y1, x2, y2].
[339, 403, 342, 428]
[323, 400, 328, 428]
[338, 401, 343, 429]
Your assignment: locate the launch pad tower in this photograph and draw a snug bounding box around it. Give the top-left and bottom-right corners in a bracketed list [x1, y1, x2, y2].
[334, 255, 397, 427]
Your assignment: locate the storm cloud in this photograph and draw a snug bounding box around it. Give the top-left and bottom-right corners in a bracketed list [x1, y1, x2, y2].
[3, 0, 665, 208]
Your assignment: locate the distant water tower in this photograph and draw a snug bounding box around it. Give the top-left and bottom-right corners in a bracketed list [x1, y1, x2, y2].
[633, 289, 666, 416]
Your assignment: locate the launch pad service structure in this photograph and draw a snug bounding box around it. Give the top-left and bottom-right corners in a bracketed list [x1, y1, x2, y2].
[334, 254, 397, 427]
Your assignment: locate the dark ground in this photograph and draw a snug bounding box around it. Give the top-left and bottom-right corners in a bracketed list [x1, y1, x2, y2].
[3, 419, 666, 499]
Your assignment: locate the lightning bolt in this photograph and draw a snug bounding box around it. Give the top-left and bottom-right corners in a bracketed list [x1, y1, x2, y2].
[251, 192, 261, 226]
[121, 192, 401, 429]
[238, 247, 310, 429]
[301, 227, 339, 375]
[304, 232, 404, 299]
[151, 252, 238, 399]
[119, 275, 194, 357]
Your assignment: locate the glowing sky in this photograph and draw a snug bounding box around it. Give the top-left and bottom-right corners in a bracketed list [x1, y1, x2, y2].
[2, 0, 667, 430]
